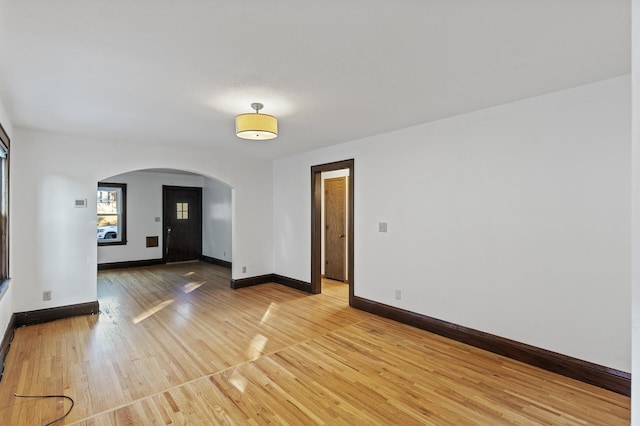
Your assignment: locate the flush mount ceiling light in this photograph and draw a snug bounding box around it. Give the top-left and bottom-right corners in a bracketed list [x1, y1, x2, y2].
[235, 103, 278, 140]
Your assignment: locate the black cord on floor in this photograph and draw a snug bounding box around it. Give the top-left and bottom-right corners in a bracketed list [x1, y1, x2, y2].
[14, 393, 75, 426]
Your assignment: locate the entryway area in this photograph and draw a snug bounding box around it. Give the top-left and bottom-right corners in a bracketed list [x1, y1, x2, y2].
[97, 169, 232, 271]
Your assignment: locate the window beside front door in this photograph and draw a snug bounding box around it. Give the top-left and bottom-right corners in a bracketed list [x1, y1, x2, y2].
[97, 182, 127, 245]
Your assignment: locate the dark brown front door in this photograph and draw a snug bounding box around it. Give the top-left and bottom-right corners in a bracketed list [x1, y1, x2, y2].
[325, 177, 346, 281]
[163, 186, 202, 263]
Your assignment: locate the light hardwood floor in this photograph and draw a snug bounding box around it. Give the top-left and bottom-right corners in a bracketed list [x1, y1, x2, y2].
[0, 262, 630, 424]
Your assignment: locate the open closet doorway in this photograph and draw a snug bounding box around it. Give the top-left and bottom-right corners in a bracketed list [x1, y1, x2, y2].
[324, 174, 347, 282]
[311, 159, 354, 305]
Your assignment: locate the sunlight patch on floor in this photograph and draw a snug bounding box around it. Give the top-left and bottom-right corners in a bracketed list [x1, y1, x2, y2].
[183, 281, 206, 293]
[260, 302, 279, 325]
[229, 369, 248, 393]
[132, 299, 174, 324]
[246, 334, 268, 361]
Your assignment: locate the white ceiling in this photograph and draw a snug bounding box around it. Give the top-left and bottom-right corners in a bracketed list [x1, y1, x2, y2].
[0, 1, 630, 160]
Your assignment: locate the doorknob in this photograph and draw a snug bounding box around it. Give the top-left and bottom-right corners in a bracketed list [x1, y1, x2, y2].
[339, 234, 345, 238]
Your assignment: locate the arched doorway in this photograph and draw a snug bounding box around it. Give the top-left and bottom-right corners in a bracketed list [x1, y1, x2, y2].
[96, 168, 232, 270]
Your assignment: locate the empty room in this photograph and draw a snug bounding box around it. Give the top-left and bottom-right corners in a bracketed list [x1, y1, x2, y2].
[0, 1, 638, 424]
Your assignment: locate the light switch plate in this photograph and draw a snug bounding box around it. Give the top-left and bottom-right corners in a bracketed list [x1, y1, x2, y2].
[378, 222, 388, 233]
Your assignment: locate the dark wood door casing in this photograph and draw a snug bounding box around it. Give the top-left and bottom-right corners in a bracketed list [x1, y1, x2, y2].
[324, 177, 346, 281]
[163, 186, 202, 263]
[311, 159, 354, 303]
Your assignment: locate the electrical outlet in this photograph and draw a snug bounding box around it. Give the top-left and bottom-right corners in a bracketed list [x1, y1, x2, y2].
[242, 266, 247, 273]
[379, 222, 388, 233]
[224, 251, 226, 257]
[395, 289, 401, 300]
[43, 290, 52, 301]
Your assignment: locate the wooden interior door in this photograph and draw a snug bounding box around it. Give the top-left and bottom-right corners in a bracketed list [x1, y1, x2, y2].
[163, 186, 202, 263]
[324, 177, 346, 281]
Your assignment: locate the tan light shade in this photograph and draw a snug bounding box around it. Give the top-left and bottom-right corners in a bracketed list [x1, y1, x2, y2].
[235, 112, 278, 140]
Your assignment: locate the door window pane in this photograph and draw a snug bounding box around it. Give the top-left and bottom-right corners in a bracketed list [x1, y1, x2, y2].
[177, 202, 189, 220]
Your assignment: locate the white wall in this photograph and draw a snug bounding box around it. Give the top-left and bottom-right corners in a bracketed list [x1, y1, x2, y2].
[97, 170, 205, 264]
[274, 76, 631, 372]
[0, 96, 13, 339]
[203, 177, 232, 263]
[12, 128, 273, 312]
[631, 0, 639, 420]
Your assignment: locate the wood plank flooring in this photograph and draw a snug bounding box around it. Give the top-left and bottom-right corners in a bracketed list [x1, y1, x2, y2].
[0, 262, 630, 424]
